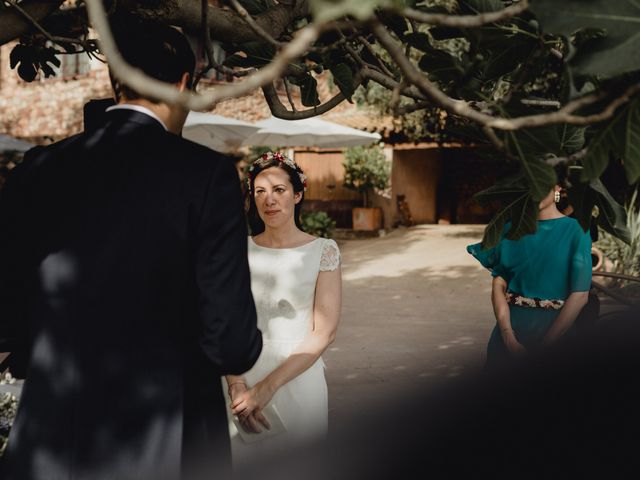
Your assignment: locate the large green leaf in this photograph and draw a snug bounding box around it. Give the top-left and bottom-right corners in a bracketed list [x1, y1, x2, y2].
[330, 63, 356, 101]
[377, 11, 409, 38]
[403, 32, 431, 52]
[310, 0, 399, 23]
[459, 0, 504, 15]
[506, 131, 557, 201]
[300, 75, 320, 107]
[504, 193, 539, 241]
[418, 50, 465, 83]
[558, 123, 587, 154]
[473, 172, 530, 205]
[567, 166, 631, 242]
[621, 97, 640, 183]
[566, 165, 596, 232]
[482, 36, 537, 80]
[480, 191, 539, 248]
[237, 0, 273, 14]
[223, 42, 275, 68]
[530, 0, 640, 78]
[507, 123, 586, 158]
[590, 177, 632, 244]
[473, 172, 539, 248]
[583, 98, 640, 183]
[429, 26, 465, 41]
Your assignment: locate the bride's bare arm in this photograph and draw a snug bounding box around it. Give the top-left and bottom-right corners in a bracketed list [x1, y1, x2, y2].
[231, 266, 342, 421]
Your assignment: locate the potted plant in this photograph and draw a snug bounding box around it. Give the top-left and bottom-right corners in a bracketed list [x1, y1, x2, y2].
[343, 145, 390, 231]
[301, 211, 336, 238]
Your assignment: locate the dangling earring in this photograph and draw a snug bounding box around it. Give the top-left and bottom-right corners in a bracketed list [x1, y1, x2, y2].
[554, 190, 561, 203]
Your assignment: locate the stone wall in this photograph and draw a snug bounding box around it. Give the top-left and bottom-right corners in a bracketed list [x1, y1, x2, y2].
[0, 43, 112, 144]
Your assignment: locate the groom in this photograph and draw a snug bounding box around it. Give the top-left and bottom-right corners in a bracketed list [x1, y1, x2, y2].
[0, 17, 261, 480]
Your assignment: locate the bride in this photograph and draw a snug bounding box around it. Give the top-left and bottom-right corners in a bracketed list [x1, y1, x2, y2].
[224, 151, 342, 464]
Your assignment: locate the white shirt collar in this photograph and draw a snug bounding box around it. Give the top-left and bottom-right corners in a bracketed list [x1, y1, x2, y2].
[105, 104, 168, 131]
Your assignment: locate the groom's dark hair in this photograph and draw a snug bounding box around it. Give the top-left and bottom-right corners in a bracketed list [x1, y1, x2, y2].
[108, 14, 196, 102]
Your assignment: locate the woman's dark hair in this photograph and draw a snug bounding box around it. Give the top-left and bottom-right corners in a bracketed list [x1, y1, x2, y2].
[108, 15, 196, 101]
[553, 163, 569, 188]
[246, 153, 306, 235]
[553, 163, 573, 214]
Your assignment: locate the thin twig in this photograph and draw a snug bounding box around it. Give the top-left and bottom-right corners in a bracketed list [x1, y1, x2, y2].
[550, 48, 563, 60]
[342, 39, 397, 87]
[545, 148, 588, 166]
[482, 125, 505, 150]
[389, 79, 407, 113]
[193, 0, 215, 88]
[229, 0, 282, 47]
[520, 99, 561, 108]
[283, 78, 297, 112]
[591, 281, 636, 307]
[402, 0, 530, 27]
[593, 272, 640, 283]
[362, 66, 428, 101]
[358, 35, 395, 78]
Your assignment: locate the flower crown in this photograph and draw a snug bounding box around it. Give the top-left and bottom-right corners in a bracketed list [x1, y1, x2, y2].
[247, 151, 308, 192]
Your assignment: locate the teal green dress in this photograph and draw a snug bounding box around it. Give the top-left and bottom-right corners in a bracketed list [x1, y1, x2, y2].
[467, 217, 592, 367]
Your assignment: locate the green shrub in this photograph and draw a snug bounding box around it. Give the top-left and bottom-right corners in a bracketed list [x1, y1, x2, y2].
[301, 211, 336, 238]
[342, 145, 389, 207]
[596, 188, 640, 290]
[0, 373, 18, 457]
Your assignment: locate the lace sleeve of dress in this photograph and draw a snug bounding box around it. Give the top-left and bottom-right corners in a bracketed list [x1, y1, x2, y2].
[320, 239, 341, 272]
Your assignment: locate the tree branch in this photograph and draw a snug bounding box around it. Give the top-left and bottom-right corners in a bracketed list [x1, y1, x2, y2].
[229, 0, 282, 47]
[87, 0, 320, 111]
[361, 66, 428, 102]
[283, 78, 297, 112]
[262, 82, 347, 120]
[371, 21, 640, 131]
[490, 83, 640, 129]
[544, 148, 587, 167]
[113, 0, 311, 45]
[520, 99, 561, 108]
[0, 0, 65, 45]
[372, 21, 493, 123]
[193, 0, 215, 88]
[401, 0, 529, 27]
[358, 35, 395, 79]
[395, 100, 430, 115]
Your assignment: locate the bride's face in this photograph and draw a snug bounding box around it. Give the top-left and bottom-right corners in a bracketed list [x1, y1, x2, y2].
[254, 167, 302, 229]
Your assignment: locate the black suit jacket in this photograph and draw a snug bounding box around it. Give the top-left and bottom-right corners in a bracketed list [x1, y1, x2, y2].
[0, 109, 262, 480]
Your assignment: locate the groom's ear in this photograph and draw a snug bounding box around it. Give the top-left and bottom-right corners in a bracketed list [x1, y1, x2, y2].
[178, 72, 192, 91]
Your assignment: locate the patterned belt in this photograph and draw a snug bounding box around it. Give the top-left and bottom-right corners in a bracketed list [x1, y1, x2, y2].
[505, 292, 564, 310]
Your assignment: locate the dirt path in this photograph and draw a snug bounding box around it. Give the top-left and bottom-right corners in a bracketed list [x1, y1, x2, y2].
[325, 224, 495, 426]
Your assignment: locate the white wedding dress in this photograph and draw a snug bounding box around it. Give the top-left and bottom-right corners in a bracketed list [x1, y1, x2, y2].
[224, 236, 341, 464]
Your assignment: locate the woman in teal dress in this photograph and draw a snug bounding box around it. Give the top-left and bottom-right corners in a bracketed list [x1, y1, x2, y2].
[468, 184, 593, 368]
